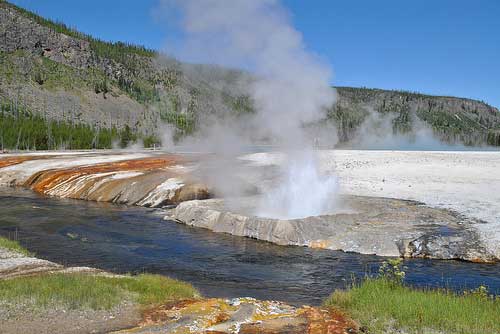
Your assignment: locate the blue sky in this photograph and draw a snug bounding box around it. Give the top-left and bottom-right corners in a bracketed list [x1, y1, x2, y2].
[10, 0, 500, 108]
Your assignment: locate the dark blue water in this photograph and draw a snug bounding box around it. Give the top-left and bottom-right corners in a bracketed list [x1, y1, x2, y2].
[0, 188, 498, 305]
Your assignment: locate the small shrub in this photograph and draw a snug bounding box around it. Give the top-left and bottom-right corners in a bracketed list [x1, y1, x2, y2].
[465, 285, 490, 300]
[378, 258, 406, 284]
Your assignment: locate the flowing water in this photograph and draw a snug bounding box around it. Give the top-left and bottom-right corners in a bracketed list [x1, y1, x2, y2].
[0, 188, 499, 305]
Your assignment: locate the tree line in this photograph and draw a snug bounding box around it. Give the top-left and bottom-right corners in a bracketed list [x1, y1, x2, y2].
[0, 98, 157, 151]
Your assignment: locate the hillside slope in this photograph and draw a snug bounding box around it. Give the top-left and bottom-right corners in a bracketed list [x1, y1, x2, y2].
[332, 87, 500, 146]
[1, 0, 499, 149]
[0, 0, 248, 149]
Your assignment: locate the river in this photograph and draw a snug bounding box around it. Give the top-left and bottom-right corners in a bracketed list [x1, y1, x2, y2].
[0, 188, 498, 305]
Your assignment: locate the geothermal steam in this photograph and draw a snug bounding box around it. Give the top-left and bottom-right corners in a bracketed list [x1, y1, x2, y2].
[161, 0, 337, 219]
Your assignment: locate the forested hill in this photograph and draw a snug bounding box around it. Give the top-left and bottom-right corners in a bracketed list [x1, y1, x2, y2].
[332, 87, 500, 146]
[0, 0, 499, 150]
[0, 0, 248, 149]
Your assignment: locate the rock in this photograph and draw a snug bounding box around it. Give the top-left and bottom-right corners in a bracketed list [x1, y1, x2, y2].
[115, 298, 358, 334]
[167, 196, 498, 262]
[402, 229, 496, 262]
[0, 153, 210, 208]
[0, 255, 62, 279]
[0, 245, 106, 279]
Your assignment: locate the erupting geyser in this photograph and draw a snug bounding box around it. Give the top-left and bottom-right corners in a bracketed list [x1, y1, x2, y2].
[162, 0, 338, 219]
[257, 151, 338, 219]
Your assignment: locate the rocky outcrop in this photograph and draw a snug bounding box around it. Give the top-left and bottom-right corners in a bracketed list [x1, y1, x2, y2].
[0, 1, 157, 85]
[167, 196, 497, 262]
[0, 3, 93, 68]
[116, 297, 358, 334]
[0, 152, 210, 207]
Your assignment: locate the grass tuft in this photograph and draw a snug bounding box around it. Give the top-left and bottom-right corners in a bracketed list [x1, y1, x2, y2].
[0, 273, 199, 311]
[113, 274, 200, 306]
[324, 278, 500, 334]
[0, 236, 33, 257]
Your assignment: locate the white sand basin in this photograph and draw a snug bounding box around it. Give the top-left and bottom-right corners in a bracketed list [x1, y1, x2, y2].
[243, 150, 500, 258]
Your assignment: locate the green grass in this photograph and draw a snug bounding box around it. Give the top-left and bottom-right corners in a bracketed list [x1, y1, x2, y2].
[324, 278, 500, 334]
[0, 236, 33, 257]
[112, 273, 199, 306]
[0, 273, 199, 311]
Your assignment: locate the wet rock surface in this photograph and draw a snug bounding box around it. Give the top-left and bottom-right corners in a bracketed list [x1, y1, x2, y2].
[167, 196, 497, 262]
[0, 155, 50, 169]
[0, 152, 209, 207]
[115, 298, 357, 334]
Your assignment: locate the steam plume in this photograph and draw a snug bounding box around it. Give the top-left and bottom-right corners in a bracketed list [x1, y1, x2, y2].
[160, 0, 338, 219]
[348, 108, 471, 151]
